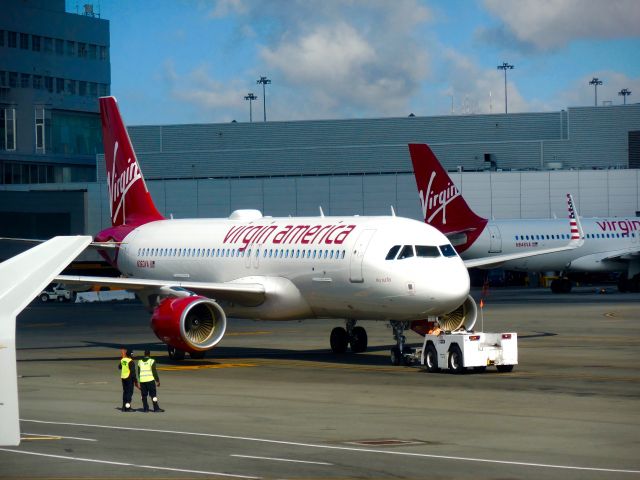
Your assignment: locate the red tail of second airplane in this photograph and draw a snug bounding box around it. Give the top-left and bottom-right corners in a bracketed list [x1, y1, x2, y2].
[408, 144, 487, 251]
[100, 96, 164, 228]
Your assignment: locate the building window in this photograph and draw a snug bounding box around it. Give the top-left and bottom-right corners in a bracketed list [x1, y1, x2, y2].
[9, 72, 17, 88]
[88, 44, 97, 59]
[31, 34, 41, 51]
[66, 40, 75, 56]
[0, 30, 4, 47]
[44, 37, 53, 53]
[20, 33, 29, 49]
[0, 108, 16, 151]
[44, 76, 53, 93]
[35, 107, 51, 154]
[66, 79, 76, 95]
[55, 38, 64, 55]
[8, 31, 17, 48]
[21, 73, 30, 88]
[78, 42, 87, 58]
[98, 83, 109, 96]
[79, 81, 87, 96]
[33, 75, 43, 89]
[0, 71, 6, 87]
[99, 45, 108, 60]
[56, 78, 64, 93]
[89, 82, 97, 97]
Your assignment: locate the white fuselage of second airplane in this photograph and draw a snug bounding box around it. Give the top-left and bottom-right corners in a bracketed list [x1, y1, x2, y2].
[115, 213, 470, 321]
[464, 217, 639, 272]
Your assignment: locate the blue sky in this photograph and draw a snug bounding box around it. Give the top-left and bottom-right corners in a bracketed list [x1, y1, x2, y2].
[68, 0, 640, 125]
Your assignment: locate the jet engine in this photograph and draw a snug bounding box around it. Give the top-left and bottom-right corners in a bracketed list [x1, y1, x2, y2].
[437, 295, 478, 331]
[151, 296, 227, 353]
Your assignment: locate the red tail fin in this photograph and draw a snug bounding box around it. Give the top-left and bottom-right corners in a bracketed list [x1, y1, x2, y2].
[408, 144, 487, 251]
[100, 96, 164, 227]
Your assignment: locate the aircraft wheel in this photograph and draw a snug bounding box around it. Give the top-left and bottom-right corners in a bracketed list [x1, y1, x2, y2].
[390, 346, 402, 366]
[330, 327, 348, 354]
[448, 345, 465, 374]
[167, 346, 186, 361]
[57, 295, 65, 302]
[190, 350, 206, 359]
[424, 344, 439, 373]
[40, 294, 49, 302]
[350, 326, 368, 353]
[497, 364, 514, 373]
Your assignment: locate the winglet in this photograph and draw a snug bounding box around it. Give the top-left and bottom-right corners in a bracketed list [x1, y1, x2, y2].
[567, 193, 584, 247]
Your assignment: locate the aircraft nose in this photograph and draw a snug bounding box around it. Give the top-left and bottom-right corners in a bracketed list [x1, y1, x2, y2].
[422, 260, 470, 312]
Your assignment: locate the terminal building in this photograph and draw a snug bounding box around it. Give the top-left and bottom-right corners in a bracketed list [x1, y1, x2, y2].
[0, 0, 639, 265]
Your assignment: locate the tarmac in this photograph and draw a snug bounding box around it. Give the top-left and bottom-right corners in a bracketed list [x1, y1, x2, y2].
[1, 286, 639, 479]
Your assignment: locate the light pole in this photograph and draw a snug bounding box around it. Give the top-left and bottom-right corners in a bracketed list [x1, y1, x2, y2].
[256, 76, 271, 122]
[244, 93, 257, 122]
[589, 77, 603, 106]
[618, 88, 631, 105]
[497, 62, 514, 114]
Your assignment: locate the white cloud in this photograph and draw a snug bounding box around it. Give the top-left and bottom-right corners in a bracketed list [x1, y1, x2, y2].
[481, 0, 640, 51]
[440, 49, 530, 114]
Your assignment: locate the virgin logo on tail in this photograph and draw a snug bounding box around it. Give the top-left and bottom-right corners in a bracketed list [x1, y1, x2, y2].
[107, 141, 143, 225]
[418, 171, 461, 225]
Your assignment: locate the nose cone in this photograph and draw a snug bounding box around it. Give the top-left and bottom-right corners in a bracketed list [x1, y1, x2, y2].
[421, 259, 470, 314]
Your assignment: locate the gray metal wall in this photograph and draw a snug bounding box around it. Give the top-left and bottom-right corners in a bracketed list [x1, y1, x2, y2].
[96, 104, 640, 184]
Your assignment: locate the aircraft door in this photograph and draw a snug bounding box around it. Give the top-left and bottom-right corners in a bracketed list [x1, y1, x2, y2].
[349, 229, 376, 283]
[488, 225, 502, 253]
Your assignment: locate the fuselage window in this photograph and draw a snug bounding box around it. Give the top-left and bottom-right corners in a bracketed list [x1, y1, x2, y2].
[415, 245, 440, 257]
[385, 245, 401, 260]
[439, 244, 457, 257]
[341, 250, 346, 259]
[397, 245, 414, 260]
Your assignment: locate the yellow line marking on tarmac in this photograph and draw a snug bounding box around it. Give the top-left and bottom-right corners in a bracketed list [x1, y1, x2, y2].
[158, 363, 258, 371]
[225, 331, 272, 336]
[21, 434, 61, 441]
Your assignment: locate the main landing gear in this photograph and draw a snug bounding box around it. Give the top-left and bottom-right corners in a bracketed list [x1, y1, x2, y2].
[330, 319, 368, 354]
[389, 320, 413, 366]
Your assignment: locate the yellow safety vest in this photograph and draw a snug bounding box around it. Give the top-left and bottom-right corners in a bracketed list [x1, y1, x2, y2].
[120, 357, 132, 379]
[138, 358, 155, 383]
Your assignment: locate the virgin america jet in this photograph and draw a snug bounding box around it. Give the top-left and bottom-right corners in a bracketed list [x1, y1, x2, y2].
[409, 143, 640, 293]
[55, 98, 581, 364]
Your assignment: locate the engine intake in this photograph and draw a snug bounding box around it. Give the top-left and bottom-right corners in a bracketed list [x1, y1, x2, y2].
[151, 296, 227, 353]
[437, 295, 477, 331]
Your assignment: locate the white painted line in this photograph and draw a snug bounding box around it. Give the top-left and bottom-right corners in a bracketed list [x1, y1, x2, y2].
[20, 419, 640, 475]
[0, 448, 260, 479]
[23, 432, 97, 442]
[231, 454, 332, 466]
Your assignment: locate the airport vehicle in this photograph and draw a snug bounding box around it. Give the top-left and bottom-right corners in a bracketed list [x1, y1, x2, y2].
[409, 144, 640, 293]
[406, 329, 518, 373]
[39, 283, 74, 302]
[54, 98, 581, 362]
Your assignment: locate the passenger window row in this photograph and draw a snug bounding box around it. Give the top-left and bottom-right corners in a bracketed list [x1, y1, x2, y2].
[137, 247, 346, 261]
[516, 232, 636, 241]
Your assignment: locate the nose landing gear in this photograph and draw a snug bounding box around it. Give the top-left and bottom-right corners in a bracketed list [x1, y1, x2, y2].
[389, 320, 413, 366]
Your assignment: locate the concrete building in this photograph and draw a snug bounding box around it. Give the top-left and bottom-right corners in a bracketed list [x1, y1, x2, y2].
[0, 0, 109, 186]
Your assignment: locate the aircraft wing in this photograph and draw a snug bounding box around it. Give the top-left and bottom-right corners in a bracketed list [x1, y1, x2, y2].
[0, 237, 119, 250]
[600, 247, 640, 262]
[0, 235, 92, 446]
[56, 274, 266, 306]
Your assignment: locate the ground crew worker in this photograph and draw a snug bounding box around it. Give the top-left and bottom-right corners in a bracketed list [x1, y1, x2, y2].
[137, 350, 164, 412]
[118, 348, 138, 412]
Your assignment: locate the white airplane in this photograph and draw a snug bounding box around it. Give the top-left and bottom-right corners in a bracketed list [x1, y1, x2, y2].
[55, 98, 582, 364]
[408, 143, 640, 293]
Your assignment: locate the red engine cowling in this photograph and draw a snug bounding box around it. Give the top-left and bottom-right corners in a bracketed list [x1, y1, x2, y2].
[151, 296, 227, 353]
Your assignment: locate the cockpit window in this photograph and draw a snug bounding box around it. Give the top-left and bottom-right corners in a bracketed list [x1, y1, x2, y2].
[397, 245, 414, 260]
[415, 245, 441, 257]
[439, 244, 458, 257]
[385, 245, 401, 260]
